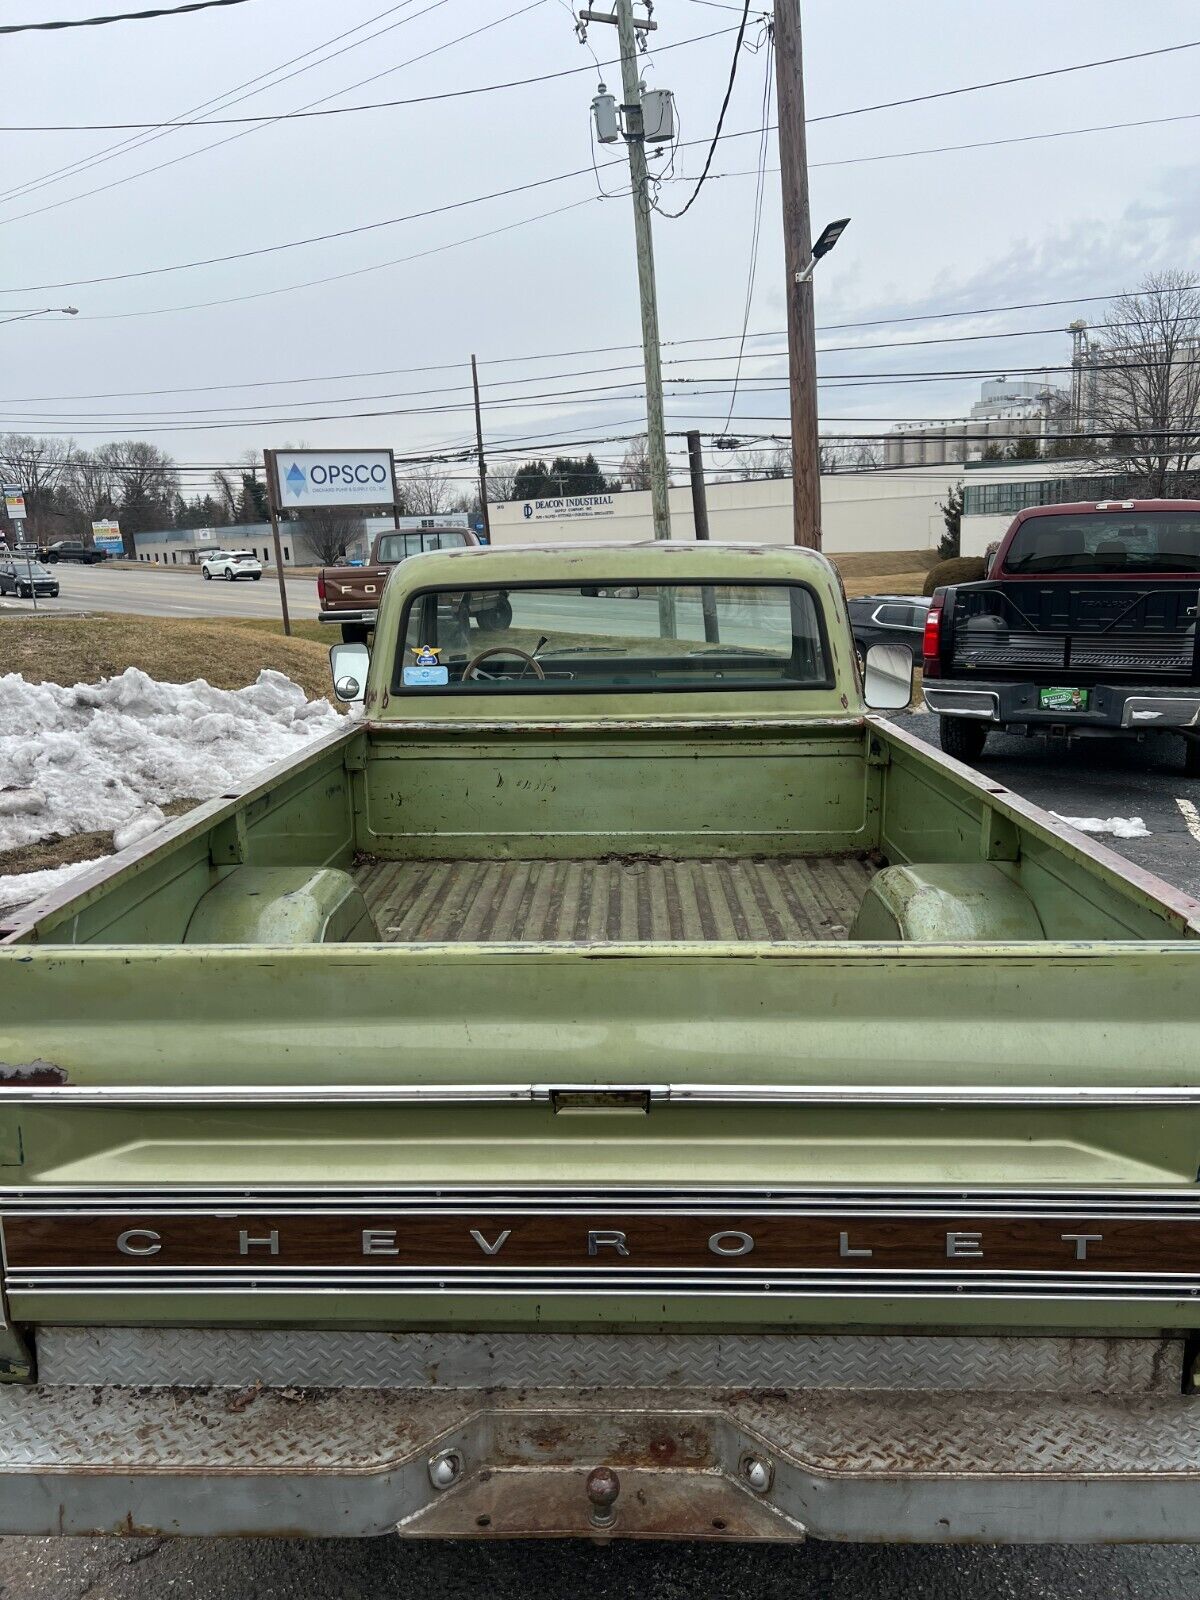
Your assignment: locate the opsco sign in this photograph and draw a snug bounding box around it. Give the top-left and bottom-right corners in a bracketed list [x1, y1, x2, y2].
[270, 449, 396, 510]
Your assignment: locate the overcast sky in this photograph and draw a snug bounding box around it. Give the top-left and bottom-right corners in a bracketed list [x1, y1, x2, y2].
[1, 0, 1198, 496]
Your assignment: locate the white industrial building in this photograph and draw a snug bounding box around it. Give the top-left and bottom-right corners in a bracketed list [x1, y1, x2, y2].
[884, 378, 1069, 467]
[489, 466, 963, 554]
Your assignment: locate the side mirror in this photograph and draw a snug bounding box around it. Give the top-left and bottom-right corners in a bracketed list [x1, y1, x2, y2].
[863, 641, 913, 710]
[329, 640, 369, 703]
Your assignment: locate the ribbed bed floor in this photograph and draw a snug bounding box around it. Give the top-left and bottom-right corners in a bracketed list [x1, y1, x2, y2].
[355, 855, 875, 943]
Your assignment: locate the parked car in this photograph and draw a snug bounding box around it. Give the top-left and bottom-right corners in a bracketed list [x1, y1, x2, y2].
[0, 558, 59, 599]
[922, 499, 1200, 773]
[847, 594, 931, 670]
[38, 541, 106, 564]
[200, 549, 263, 582]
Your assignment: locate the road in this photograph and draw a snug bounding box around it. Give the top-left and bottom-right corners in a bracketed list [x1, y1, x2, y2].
[4, 592, 1200, 1594]
[0, 562, 316, 620]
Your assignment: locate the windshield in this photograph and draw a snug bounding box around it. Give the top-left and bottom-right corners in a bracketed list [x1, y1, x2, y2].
[1003, 511, 1200, 574]
[377, 530, 469, 563]
[394, 581, 831, 694]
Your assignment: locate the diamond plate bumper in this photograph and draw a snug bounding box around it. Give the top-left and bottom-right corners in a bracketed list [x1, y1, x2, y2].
[6, 1373, 1200, 1542]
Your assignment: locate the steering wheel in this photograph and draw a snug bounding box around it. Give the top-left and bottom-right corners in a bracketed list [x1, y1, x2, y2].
[462, 644, 546, 682]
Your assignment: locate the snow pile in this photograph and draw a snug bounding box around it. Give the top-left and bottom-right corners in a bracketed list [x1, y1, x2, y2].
[0, 857, 103, 913]
[0, 667, 340, 856]
[1052, 813, 1151, 840]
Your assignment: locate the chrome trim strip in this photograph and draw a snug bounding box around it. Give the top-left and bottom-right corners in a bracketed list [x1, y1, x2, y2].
[2, 1081, 1199, 1107]
[4, 1186, 1200, 1214]
[9, 1267, 1200, 1302]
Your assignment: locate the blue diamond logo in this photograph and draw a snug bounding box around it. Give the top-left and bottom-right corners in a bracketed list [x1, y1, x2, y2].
[285, 463, 306, 497]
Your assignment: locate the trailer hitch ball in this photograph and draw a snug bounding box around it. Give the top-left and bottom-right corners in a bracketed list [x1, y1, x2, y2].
[586, 1465, 621, 1528]
[428, 1450, 463, 1491]
[741, 1454, 774, 1493]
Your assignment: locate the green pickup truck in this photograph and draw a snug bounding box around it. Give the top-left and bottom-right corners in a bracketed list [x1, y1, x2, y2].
[2, 540, 1200, 1546]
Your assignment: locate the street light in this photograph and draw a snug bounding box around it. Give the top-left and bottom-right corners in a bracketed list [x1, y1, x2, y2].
[0, 306, 79, 328]
[794, 217, 851, 284]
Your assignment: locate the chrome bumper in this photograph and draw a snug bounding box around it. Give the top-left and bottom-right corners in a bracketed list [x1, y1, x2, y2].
[5, 1331, 1200, 1543]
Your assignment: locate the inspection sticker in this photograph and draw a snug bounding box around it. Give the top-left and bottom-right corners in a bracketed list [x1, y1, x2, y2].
[403, 645, 448, 687]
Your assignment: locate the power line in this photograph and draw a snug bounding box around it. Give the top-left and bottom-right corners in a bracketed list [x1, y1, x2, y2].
[651, 0, 753, 218]
[0, 0, 253, 33]
[7, 34, 1194, 292]
[719, 21, 773, 427]
[0, 0, 545, 230]
[0, 1, 428, 208]
[0, 20, 740, 132]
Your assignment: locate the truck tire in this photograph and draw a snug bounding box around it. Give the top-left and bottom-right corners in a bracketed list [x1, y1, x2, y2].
[1184, 737, 1200, 779]
[480, 597, 513, 630]
[202, 568, 212, 580]
[939, 715, 989, 764]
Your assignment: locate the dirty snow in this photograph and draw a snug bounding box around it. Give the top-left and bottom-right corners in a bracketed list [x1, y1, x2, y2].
[0, 668, 341, 910]
[1052, 813, 1151, 840]
[0, 857, 104, 912]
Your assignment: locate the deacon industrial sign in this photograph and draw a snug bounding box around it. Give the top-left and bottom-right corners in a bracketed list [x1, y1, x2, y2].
[270, 449, 397, 510]
[522, 494, 616, 523]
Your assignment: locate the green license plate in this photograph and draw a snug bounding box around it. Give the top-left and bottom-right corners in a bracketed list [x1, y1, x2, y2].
[1039, 686, 1089, 712]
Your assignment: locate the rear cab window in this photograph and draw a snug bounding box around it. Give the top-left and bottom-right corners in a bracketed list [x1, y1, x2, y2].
[392, 580, 832, 694]
[377, 531, 470, 563]
[1002, 512, 1200, 574]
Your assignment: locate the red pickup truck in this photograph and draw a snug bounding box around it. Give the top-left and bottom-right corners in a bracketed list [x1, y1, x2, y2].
[922, 499, 1200, 774]
[319, 526, 504, 642]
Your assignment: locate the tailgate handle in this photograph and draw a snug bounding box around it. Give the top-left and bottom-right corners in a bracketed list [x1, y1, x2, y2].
[547, 1087, 658, 1116]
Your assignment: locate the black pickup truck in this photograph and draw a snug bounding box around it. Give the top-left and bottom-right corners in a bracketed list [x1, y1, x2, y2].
[921, 499, 1200, 775]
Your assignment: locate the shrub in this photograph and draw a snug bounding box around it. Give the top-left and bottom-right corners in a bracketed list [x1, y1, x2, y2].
[922, 556, 986, 596]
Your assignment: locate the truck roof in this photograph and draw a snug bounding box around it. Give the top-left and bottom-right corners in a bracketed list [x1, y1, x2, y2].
[1007, 498, 1200, 526]
[395, 540, 837, 583]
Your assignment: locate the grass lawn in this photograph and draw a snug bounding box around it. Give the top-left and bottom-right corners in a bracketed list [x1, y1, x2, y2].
[2, 613, 334, 701]
[831, 548, 939, 598]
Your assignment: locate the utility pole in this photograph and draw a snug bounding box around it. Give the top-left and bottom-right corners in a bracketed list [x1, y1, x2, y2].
[470, 354, 492, 544]
[581, 3, 671, 544]
[686, 430, 719, 643]
[774, 0, 820, 549]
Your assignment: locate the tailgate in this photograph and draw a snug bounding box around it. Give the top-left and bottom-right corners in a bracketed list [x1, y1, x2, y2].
[949, 579, 1200, 679]
[320, 564, 389, 611]
[2, 940, 1200, 1333]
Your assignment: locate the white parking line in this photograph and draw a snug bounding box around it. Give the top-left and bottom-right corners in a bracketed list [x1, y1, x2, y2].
[1177, 797, 1200, 846]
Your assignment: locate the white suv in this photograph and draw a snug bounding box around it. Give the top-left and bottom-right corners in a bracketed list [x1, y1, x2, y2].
[201, 549, 263, 582]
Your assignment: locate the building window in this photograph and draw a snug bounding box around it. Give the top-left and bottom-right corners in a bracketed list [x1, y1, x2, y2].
[283, 546, 290, 561]
[171, 552, 177, 564]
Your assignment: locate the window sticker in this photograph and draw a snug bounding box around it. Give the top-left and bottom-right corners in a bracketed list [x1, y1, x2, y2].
[403, 644, 448, 687]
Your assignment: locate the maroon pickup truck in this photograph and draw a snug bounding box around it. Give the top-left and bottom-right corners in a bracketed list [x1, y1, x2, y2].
[319, 526, 507, 642]
[922, 498, 1200, 774]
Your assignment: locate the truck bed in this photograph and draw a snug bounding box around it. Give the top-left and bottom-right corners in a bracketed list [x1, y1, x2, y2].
[354, 854, 876, 943]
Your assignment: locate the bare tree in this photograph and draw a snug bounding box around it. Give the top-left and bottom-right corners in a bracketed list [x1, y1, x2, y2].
[0, 434, 75, 540]
[620, 434, 654, 490]
[399, 462, 452, 517]
[487, 462, 518, 503]
[96, 441, 179, 556]
[66, 449, 118, 537]
[819, 437, 881, 473]
[1087, 271, 1200, 493]
[211, 470, 238, 524]
[298, 505, 366, 566]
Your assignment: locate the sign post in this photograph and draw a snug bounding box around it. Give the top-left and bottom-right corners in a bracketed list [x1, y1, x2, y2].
[261, 450, 292, 638]
[3, 486, 34, 612]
